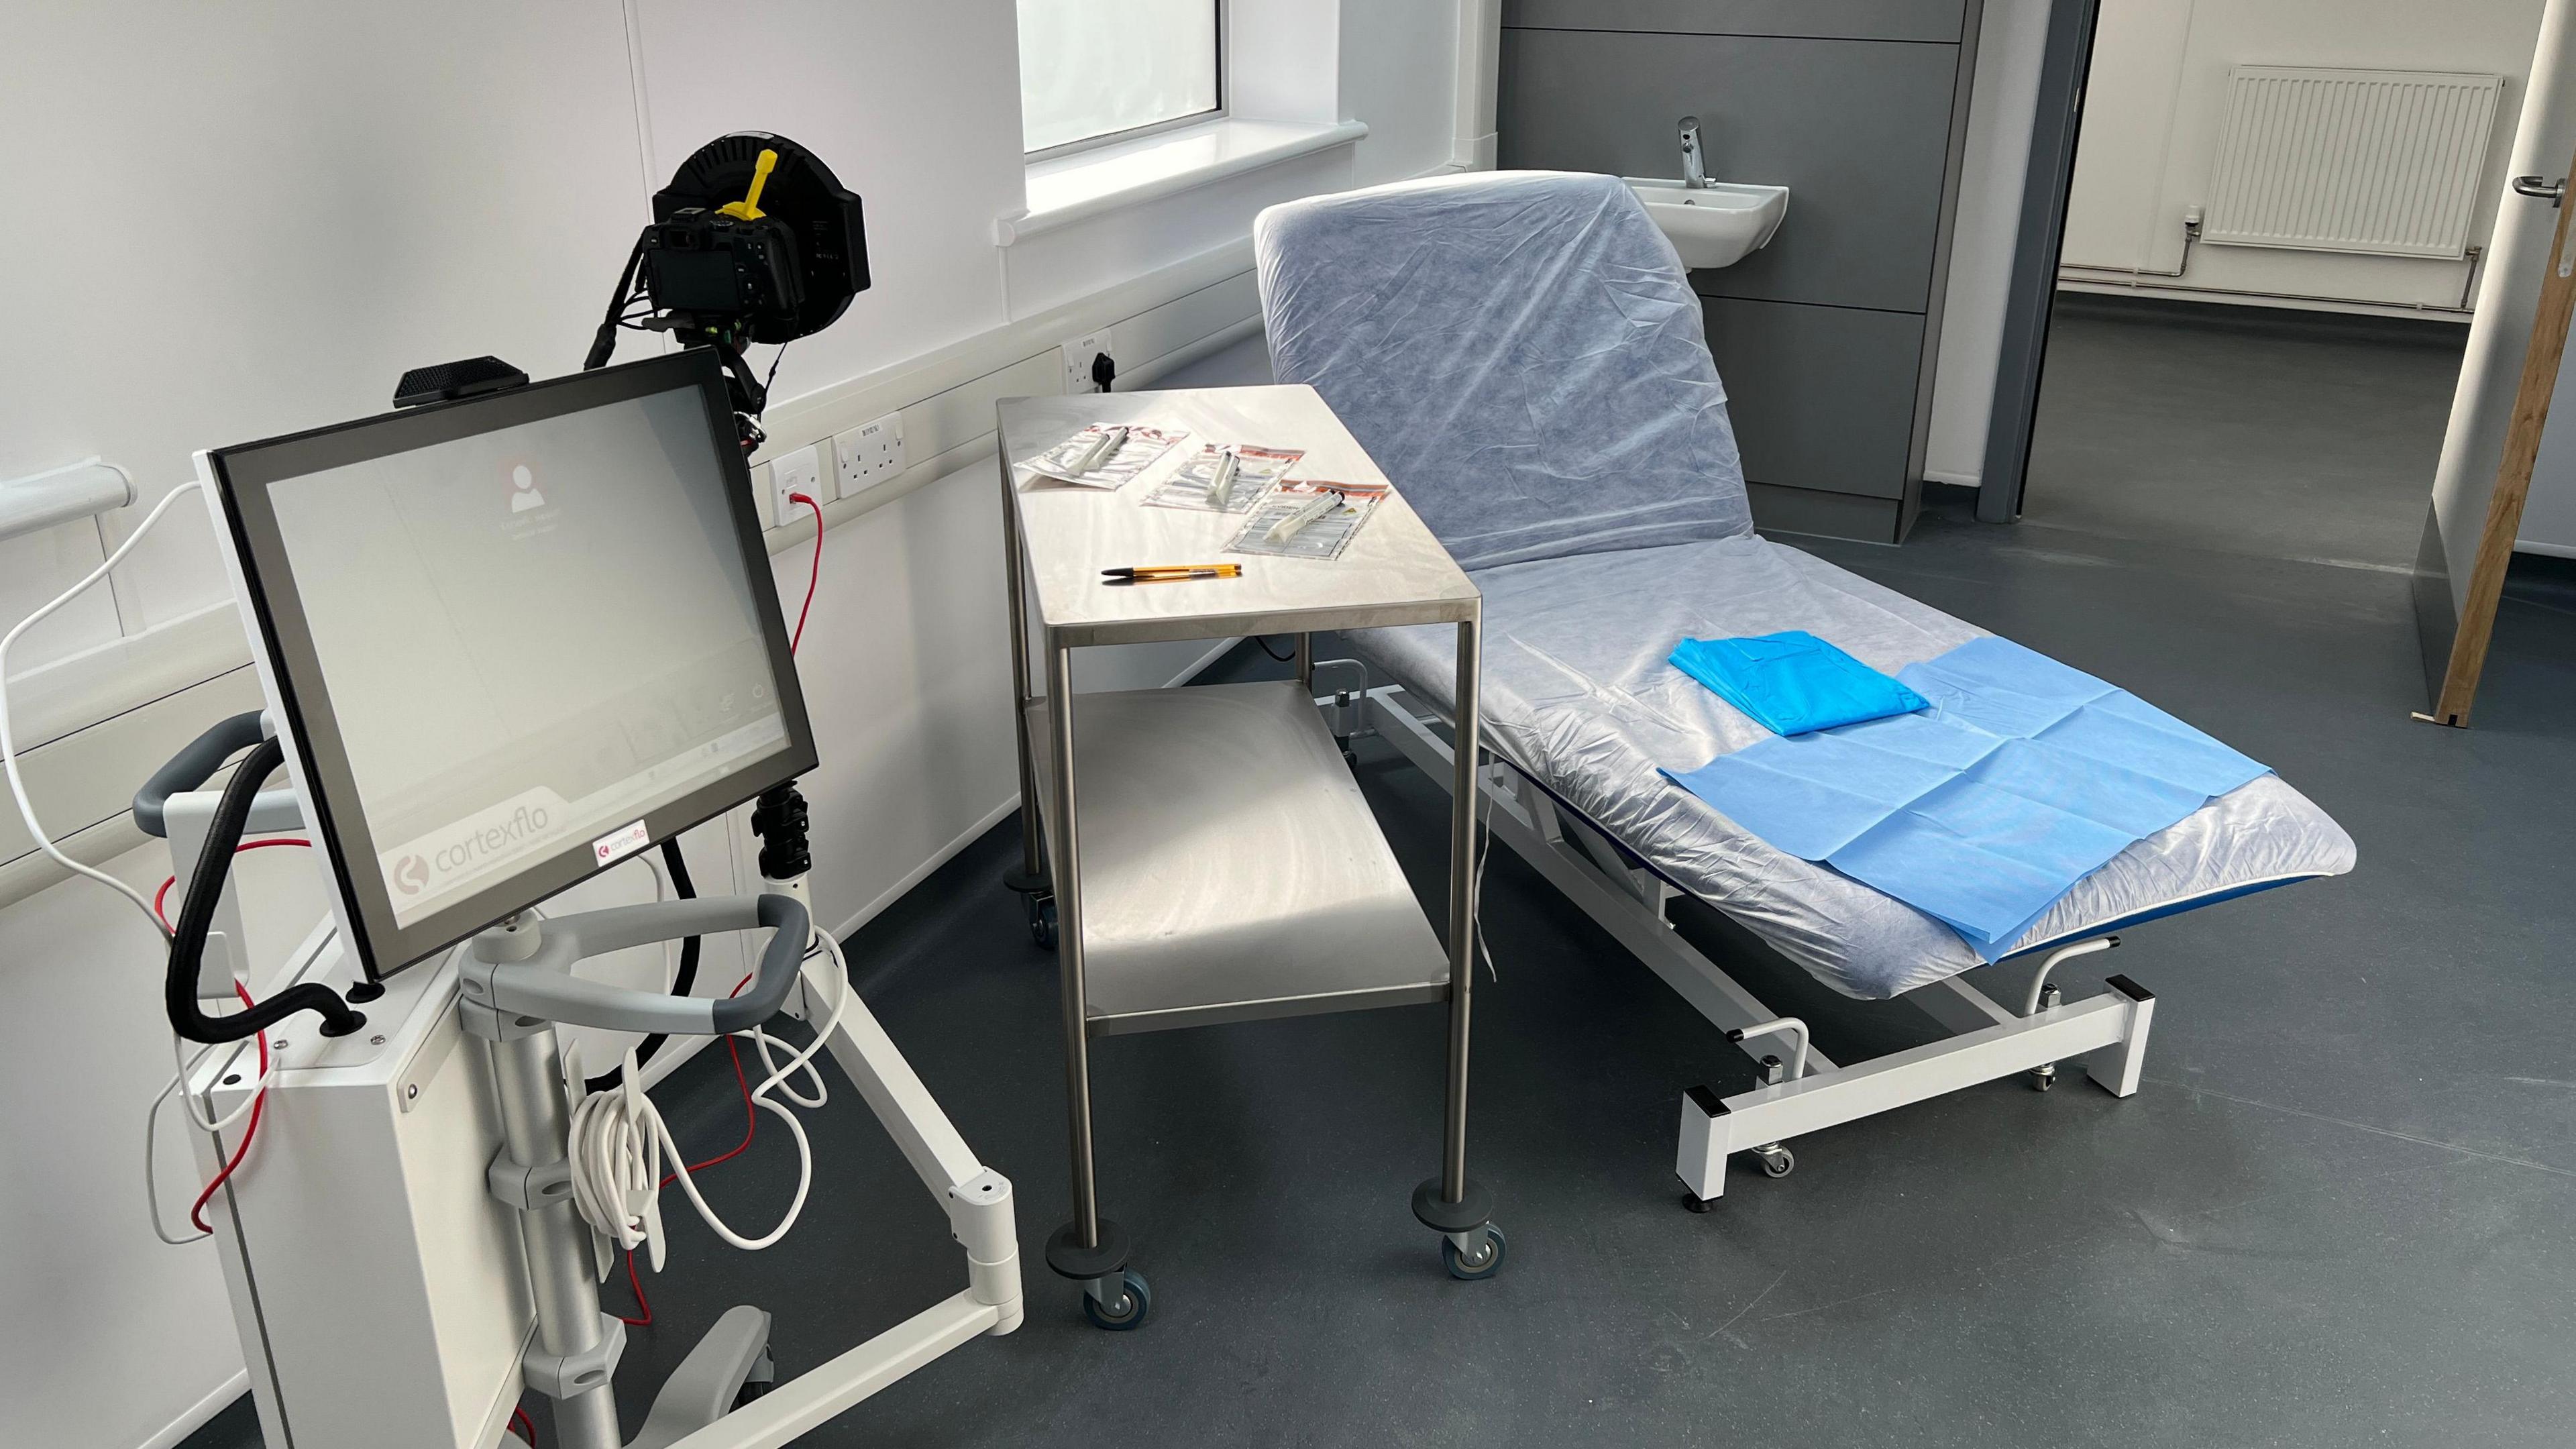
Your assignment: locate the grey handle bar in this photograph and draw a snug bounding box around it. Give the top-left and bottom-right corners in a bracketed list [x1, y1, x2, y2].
[134, 711, 268, 837]
[460, 894, 811, 1036]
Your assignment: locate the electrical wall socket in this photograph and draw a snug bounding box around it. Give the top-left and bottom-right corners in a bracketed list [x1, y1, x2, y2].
[770, 443, 826, 521]
[1061, 332, 1112, 393]
[833, 413, 907, 498]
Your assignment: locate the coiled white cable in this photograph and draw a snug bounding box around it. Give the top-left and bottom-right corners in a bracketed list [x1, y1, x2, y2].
[565, 931, 850, 1265]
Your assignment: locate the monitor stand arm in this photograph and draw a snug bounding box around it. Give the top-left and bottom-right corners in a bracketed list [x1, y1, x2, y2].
[460, 894, 1022, 1449]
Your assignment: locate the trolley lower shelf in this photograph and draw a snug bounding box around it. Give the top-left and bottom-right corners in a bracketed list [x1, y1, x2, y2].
[1024, 680, 1451, 1036]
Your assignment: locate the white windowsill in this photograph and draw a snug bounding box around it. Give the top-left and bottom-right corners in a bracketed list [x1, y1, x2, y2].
[996, 117, 1368, 246]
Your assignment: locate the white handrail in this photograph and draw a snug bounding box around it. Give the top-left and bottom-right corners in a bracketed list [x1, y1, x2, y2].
[0, 458, 132, 545]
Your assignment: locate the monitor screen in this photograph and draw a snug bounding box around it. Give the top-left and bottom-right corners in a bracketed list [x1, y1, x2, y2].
[209, 352, 814, 977]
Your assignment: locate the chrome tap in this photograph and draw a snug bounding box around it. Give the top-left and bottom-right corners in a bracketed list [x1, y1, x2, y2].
[1679, 116, 1709, 189]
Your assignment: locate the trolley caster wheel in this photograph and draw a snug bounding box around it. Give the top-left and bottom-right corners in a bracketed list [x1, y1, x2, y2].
[1442, 1224, 1507, 1281]
[1754, 1144, 1794, 1179]
[2029, 1064, 2057, 1092]
[1082, 1270, 1151, 1331]
[1026, 894, 1057, 951]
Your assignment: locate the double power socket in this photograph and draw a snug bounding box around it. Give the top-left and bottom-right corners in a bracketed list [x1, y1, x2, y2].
[766, 411, 906, 525]
[763, 332, 1114, 529]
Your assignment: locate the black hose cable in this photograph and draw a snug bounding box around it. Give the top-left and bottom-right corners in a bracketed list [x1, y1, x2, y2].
[166, 737, 367, 1042]
[1255, 637, 1297, 663]
[582, 236, 648, 372]
[583, 837, 704, 1094]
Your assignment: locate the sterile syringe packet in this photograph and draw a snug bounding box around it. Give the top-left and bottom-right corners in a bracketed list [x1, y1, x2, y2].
[1142, 445, 1304, 513]
[1224, 478, 1387, 561]
[1018, 425, 1186, 490]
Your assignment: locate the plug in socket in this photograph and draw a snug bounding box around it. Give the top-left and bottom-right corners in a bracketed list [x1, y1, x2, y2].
[771, 443, 826, 522]
[1061, 333, 1112, 394]
[833, 413, 908, 498]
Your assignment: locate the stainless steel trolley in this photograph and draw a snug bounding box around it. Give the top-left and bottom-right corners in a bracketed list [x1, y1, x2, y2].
[995, 384, 1498, 1329]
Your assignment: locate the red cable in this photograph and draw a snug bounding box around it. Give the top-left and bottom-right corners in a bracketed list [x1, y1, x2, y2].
[152, 837, 313, 928]
[788, 492, 823, 654]
[510, 1405, 537, 1445]
[624, 477, 812, 1332]
[186, 983, 270, 1234]
[156, 841, 311, 1232]
[615, 1248, 654, 1328]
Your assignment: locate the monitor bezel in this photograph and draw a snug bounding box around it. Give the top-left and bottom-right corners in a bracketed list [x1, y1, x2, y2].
[205, 348, 817, 981]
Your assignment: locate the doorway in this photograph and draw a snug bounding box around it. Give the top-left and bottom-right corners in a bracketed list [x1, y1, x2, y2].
[1995, 0, 2538, 571]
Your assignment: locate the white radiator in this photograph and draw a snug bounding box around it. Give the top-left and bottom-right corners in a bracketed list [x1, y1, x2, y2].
[2201, 65, 2502, 260]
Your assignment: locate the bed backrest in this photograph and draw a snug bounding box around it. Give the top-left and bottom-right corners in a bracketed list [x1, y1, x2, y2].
[1254, 170, 1752, 572]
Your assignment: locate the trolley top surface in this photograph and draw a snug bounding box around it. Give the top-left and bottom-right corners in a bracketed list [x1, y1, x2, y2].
[998, 385, 1479, 649]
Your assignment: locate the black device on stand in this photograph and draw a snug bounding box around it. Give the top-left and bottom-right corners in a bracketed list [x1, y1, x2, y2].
[584, 131, 869, 451]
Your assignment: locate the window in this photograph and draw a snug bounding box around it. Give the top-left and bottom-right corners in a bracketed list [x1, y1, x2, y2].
[1017, 0, 1224, 158]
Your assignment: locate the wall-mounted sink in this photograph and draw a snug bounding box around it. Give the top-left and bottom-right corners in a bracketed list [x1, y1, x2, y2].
[1623, 178, 1788, 270]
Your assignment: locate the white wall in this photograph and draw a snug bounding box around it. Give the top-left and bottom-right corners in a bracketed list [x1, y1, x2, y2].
[0, 3, 1478, 1444]
[2062, 0, 2547, 313]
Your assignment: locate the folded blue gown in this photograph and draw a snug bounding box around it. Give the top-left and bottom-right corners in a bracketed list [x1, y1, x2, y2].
[1668, 631, 1929, 736]
[1664, 635, 2270, 959]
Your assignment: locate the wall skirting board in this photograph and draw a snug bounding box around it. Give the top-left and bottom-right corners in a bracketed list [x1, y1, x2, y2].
[2057, 274, 2478, 323]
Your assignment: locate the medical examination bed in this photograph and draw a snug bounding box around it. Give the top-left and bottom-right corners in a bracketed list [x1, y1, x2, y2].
[1254, 171, 2356, 1203]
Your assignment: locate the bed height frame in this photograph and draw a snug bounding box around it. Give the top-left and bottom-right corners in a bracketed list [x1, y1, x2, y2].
[1342, 675, 2158, 1208]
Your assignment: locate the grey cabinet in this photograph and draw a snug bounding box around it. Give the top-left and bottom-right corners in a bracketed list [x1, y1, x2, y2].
[1497, 29, 1964, 315]
[1706, 297, 1923, 502]
[1502, 0, 1968, 45]
[1497, 1, 1984, 541]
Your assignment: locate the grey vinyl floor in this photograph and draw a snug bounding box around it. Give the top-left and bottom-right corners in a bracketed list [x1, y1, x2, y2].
[189, 307, 2576, 1448]
[2023, 294, 2467, 571]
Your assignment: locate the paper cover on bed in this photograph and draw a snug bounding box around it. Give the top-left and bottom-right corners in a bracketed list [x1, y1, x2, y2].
[1255, 171, 1753, 571]
[1348, 538, 2358, 1000]
[1667, 636, 2273, 958]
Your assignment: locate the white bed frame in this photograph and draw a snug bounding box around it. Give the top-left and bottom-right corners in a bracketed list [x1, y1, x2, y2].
[1347, 679, 2159, 1208]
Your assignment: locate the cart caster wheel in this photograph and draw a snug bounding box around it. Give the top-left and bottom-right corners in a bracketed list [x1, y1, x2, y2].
[1754, 1144, 1794, 1179]
[1442, 1224, 1507, 1281]
[1026, 894, 1057, 951]
[2029, 1064, 2057, 1092]
[1682, 1192, 1716, 1214]
[1082, 1270, 1151, 1330]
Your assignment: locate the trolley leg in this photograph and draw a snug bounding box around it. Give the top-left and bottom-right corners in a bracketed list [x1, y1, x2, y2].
[1295, 631, 1314, 692]
[1038, 643, 1137, 1316]
[1000, 457, 1046, 892]
[1443, 619, 1477, 1200]
[1413, 617, 1500, 1277]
